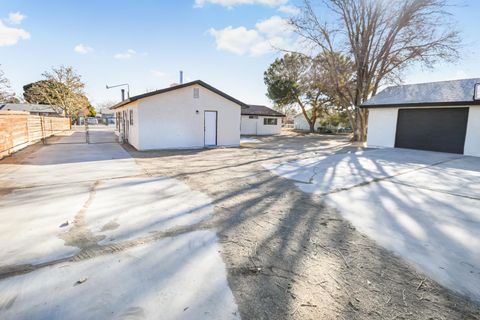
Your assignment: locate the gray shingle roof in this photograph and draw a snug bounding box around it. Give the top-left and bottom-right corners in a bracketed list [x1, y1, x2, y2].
[0, 103, 60, 114]
[111, 80, 248, 109]
[242, 105, 285, 117]
[362, 78, 480, 107]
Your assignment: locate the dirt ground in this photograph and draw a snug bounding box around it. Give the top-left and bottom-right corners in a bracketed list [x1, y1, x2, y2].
[127, 132, 480, 320]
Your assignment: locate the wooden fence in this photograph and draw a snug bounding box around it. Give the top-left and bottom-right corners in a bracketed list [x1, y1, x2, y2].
[0, 111, 71, 159]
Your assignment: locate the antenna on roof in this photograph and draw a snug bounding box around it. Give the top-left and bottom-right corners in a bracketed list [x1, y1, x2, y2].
[106, 83, 130, 101]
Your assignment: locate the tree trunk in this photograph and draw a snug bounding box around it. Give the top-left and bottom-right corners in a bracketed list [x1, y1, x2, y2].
[352, 106, 368, 141]
[352, 107, 368, 141]
[309, 121, 315, 133]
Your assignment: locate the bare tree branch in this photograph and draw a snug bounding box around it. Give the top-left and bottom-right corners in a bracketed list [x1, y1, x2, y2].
[291, 0, 461, 141]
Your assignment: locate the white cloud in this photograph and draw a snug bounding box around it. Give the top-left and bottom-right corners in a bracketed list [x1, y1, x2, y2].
[209, 26, 262, 55]
[114, 49, 137, 59]
[195, 0, 287, 8]
[0, 20, 30, 47]
[209, 16, 293, 56]
[151, 69, 166, 77]
[8, 12, 26, 25]
[256, 15, 293, 37]
[278, 5, 300, 15]
[74, 44, 94, 54]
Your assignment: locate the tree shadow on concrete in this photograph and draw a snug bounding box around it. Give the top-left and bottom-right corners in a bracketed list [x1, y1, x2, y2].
[126, 138, 480, 319]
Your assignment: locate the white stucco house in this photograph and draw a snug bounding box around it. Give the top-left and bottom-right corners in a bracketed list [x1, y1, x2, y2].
[111, 80, 246, 150]
[293, 112, 321, 131]
[241, 105, 284, 135]
[362, 78, 480, 157]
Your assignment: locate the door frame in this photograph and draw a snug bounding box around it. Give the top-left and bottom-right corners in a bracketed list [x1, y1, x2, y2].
[123, 110, 129, 142]
[204, 110, 218, 146]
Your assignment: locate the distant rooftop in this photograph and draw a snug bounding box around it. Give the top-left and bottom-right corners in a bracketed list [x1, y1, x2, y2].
[0, 103, 60, 114]
[242, 105, 285, 117]
[362, 78, 480, 107]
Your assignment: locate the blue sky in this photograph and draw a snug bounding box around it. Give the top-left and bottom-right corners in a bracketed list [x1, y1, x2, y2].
[1, 0, 479, 107]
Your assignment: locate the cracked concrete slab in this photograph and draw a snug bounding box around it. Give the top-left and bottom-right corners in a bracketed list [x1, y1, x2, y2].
[0, 129, 239, 319]
[0, 182, 90, 266]
[265, 147, 480, 302]
[0, 142, 142, 188]
[85, 176, 213, 245]
[264, 148, 460, 194]
[0, 231, 239, 320]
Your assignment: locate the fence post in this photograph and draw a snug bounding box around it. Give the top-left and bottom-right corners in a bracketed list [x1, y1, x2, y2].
[25, 115, 30, 144]
[40, 115, 46, 144]
[85, 119, 89, 144]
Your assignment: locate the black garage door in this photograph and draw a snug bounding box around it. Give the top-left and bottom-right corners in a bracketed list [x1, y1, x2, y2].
[395, 108, 469, 154]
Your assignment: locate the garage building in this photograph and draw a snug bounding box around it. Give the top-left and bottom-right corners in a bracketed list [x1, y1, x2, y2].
[293, 112, 321, 131]
[362, 78, 480, 157]
[241, 105, 284, 135]
[111, 80, 246, 150]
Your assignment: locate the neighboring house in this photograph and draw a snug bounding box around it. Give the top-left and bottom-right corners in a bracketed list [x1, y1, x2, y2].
[241, 105, 284, 135]
[98, 110, 115, 124]
[293, 112, 321, 131]
[0, 103, 62, 116]
[362, 78, 480, 157]
[110, 80, 246, 150]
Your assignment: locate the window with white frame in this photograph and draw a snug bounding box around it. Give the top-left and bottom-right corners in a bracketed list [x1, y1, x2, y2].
[129, 110, 133, 125]
[193, 88, 199, 99]
[263, 118, 277, 125]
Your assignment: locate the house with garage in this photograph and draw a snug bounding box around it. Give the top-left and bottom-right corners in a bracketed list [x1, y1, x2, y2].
[241, 105, 284, 135]
[111, 80, 246, 150]
[362, 78, 480, 157]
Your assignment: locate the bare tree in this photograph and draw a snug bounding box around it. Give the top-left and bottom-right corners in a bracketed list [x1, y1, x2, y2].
[292, 0, 460, 141]
[95, 100, 118, 114]
[23, 65, 88, 118]
[0, 67, 19, 103]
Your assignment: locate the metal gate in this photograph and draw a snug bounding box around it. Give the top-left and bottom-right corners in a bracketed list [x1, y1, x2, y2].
[45, 120, 118, 145]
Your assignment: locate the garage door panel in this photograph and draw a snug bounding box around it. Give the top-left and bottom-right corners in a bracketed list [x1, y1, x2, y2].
[395, 108, 469, 154]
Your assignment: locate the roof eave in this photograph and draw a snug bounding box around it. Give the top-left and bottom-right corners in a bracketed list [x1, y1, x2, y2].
[242, 113, 285, 117]
[110, 80, 248, 110]
[361, 100, 480, 108]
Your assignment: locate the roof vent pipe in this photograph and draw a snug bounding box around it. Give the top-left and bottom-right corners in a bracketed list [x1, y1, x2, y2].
[106, 83, 130, 100]
[180, 71, 183, 84]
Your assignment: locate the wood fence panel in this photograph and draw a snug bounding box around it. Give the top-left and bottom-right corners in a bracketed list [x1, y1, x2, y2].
[0, 111, 71, 159]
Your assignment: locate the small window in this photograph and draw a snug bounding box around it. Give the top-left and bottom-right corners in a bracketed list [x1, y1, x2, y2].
[264, 118, 277, 125]
[193, 88, 199, 99]
[249, 115, 258, 119]
[129, 110, 133, 125]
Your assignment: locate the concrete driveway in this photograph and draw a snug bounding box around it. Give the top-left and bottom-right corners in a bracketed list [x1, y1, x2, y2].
[266, 148, 480, 302]
[0, 130, 239, 319]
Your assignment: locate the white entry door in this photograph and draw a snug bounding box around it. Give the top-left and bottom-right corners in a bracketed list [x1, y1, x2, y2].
[204, 111, 217, 146]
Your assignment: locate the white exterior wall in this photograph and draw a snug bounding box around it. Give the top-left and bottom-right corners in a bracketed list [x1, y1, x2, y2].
[366, 108, 398, 148]
[136, 85, 240, 150]
[366, 105, 480, 156]
[293, 115, 321, 131]
[465, 106, 480, 157]
[240, 115, 282, 135]
[114, 102, 140, 150]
